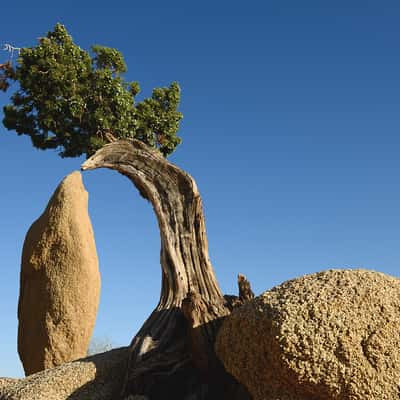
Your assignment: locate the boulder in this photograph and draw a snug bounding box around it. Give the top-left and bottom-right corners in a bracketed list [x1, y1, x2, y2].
[18, 171, 100, 375]
[215, 269, 400, 400]
[0, 347, 128, 400]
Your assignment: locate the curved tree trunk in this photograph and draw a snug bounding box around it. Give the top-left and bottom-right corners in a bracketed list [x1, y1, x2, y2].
[81, 139, 251, 400]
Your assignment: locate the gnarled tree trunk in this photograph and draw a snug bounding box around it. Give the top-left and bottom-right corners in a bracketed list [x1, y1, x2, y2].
[81, 139, 252, 400]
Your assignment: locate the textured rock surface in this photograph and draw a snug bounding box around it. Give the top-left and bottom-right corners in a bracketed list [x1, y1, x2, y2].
[0, 378, 18, 392]
[18, 171, 100, 375]
[0, 347, 128, 400]
[216, 269, 400, 400]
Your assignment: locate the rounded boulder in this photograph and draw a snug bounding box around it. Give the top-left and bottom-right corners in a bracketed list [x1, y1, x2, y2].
[215, 269, 400, 400]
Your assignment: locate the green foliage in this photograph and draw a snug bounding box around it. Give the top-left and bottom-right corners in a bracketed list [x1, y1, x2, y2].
[0, 62, 15, 92]
[0, 24, 183, 158]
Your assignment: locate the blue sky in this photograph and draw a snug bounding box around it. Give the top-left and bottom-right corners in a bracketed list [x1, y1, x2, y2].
[1, 0, 399, 377]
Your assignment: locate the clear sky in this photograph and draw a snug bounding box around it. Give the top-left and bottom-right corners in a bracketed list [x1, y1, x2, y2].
[1, 0, 399, 378]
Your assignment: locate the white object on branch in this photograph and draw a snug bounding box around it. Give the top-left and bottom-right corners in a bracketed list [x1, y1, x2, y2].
[3, 43, 21, 60]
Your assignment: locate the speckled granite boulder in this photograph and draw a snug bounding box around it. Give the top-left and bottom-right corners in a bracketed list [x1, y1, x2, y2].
[0, 347, 128, 400]
[18, 171, 100, 375]
[215, 269, 400, 400]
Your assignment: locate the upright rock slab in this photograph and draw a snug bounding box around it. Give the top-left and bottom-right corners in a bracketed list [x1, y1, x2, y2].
[18, 171, 100, 376]
[216, 269, 400, 400]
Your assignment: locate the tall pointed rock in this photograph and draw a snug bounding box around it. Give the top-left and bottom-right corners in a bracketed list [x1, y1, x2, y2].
[18, 171, 100, 376]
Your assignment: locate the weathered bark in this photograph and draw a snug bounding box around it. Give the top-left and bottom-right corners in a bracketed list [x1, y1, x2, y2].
[224, 274, 255, 313]
[81, 139, 251, 399]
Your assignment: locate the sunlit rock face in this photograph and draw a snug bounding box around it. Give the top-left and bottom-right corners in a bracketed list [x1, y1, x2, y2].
[216, 269, 400, 400]
[0, 347, 128, 400]
[18, 171, 100, 376]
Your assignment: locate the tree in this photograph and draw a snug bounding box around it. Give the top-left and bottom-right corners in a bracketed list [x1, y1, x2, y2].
[2, 24, 253, 400]
[0, 24, 182, 158]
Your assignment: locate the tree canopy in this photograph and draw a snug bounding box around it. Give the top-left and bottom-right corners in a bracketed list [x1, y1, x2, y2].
[0, 24, 183, 158]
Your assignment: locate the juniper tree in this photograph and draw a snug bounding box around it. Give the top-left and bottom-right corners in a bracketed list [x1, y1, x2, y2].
[1, 24, 253, 400]
[0, 23, 182, 158]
